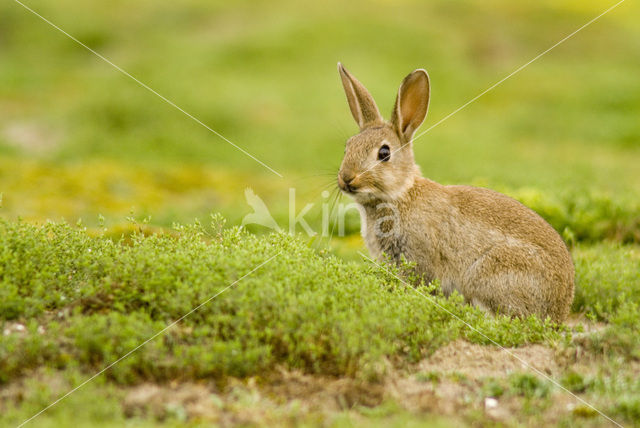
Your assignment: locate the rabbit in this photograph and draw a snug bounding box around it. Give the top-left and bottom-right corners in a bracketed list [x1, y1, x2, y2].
[336, 63, 574, 322]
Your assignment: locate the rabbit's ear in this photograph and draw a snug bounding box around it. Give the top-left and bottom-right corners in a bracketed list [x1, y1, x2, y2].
[338, 63, 383, 129]
[391, 69, 430, 141]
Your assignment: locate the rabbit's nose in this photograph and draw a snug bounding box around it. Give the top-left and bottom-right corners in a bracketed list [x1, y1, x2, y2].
[338, 172, 358, 193]
[342, 172, 356, 184]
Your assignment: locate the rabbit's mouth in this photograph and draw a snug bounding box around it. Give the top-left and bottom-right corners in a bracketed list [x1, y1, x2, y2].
[338, 181, 358, 194]
[337, 173, 360, 194]
[338, 172, 382, 203]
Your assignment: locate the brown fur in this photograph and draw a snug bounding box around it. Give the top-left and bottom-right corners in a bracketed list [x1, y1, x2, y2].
[336, 63, 574, 322]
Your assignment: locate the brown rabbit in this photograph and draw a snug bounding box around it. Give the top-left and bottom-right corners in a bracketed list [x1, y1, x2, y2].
[336, 63, 574, 322]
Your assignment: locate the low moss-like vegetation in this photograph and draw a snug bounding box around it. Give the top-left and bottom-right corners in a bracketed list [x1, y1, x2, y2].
[2, 217, 639, 426]
[0, 217, 562, 387]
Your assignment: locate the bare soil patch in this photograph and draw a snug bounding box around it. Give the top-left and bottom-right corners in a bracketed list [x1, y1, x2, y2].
[118, 340, 566, 425]
[417, 339, 559, 379]
[3, 335, 616, 427]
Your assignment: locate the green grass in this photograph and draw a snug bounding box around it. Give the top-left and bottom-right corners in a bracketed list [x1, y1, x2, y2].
[1, 218, 640, 426]
[0, 217, 561, 386]
[573, 243, 640, 320]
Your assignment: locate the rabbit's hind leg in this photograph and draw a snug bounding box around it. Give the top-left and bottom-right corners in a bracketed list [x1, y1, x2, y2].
[461, 246, 549, 319]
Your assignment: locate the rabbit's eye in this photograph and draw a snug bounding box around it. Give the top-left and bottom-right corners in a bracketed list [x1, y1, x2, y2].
[378, 145, 391, 162]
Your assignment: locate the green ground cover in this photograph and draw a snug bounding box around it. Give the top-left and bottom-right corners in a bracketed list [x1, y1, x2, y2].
[1, 219, 639, 426]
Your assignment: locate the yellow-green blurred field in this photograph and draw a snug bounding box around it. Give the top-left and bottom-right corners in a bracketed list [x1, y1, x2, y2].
[1, 0, 639, 227]
[1, 0, 640, 427]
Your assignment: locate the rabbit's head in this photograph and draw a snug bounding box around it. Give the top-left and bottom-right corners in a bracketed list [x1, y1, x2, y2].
[337, 63, 430, 203]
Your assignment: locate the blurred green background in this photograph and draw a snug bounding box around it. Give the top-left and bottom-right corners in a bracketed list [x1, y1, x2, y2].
[0, 0, 638, 243]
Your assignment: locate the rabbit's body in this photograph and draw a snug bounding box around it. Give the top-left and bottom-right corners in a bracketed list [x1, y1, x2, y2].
[337, 63, 574, 322]
[360, 176, 573, 321]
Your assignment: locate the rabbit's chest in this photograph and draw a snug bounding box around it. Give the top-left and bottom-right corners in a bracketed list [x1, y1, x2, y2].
[371, 232, 409, 262]
[360, 207, 411, 261]
[360, 203, 441, 282]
